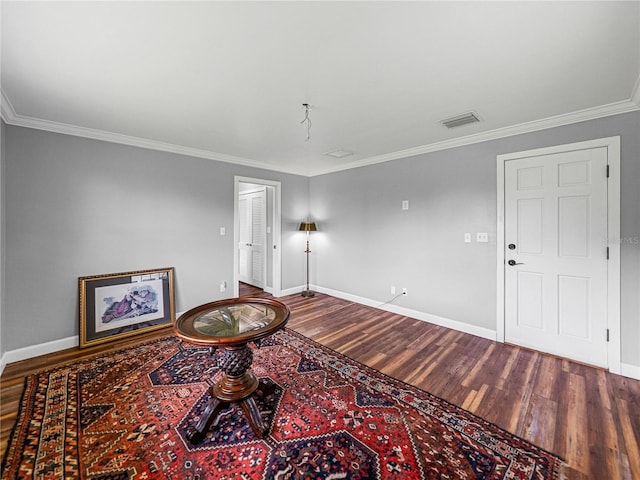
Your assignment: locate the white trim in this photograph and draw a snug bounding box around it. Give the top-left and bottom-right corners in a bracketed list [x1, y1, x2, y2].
[314, 286, 497, 342]
[496, 156, 506, 344]
[496, 136, 621, 374]
[630, 74, 640, 107]
[237, 186, 265, 195]
[3, 86, 638, 179]
[1, 321, 635, 382]
[606, 139, 622, 374]
[309, 99, 639, 176]
[620, 363, 640, 381]
[233, 176, 282, 298]
[280, 285, 305, 297]
[2, 336, 78, 366]
[1, 89, 17, 124]
[0, 89, 306, 177]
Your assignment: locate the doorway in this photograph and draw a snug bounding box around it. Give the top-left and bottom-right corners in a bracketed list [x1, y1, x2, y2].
[233, 176, 282, 298]
[496, 137, 621, 373]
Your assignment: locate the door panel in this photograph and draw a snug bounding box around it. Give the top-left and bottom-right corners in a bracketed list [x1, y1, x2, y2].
[518, 198, 543, 254]
[238, 189, 266, 288]
[238, 196, 250, 283]
[505, 147, 608, 367]
[517, 272, 544, 329]
[558, 196, 589, 257]
[558, 275, 590, 338]
[250, 193, 264, 285]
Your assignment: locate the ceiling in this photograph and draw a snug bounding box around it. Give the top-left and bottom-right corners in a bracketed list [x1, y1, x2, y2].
[2, 1, 639, 177]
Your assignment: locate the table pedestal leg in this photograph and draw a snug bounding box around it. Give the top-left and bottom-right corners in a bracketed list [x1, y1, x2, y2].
[240, 395, 268, 438]
[187, 344, 269, 444]
[186, 389, 227, 444]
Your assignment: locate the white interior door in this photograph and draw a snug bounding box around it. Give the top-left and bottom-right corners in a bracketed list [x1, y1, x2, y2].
[504, 147, 609, 367]
[238, 188, 266, 288]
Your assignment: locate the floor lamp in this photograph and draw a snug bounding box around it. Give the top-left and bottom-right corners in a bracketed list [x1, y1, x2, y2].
[298, 221, 317, 297]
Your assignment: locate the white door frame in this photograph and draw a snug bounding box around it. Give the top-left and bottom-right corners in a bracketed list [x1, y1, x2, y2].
[234, 176, 282, 298]
[496, 136, 621, 374]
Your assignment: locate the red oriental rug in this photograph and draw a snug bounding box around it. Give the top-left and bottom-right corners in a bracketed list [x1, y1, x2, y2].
[2, 329, 566, 479]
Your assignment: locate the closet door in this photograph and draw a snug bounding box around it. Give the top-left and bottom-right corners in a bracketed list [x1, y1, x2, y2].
[238, 188, 266, 288]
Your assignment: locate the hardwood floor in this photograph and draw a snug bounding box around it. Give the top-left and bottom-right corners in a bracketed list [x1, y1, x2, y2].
[2, 284, 639, 479]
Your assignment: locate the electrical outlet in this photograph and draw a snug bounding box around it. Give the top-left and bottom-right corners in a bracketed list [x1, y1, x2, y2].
[391, 286, 396, 295]
[464, 233, 471, 243]
[477, 232, 489, 243]
[402, 287, 408, 296]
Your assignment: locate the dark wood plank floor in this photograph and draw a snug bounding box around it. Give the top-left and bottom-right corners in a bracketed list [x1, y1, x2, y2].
[2, 284, 639, 480]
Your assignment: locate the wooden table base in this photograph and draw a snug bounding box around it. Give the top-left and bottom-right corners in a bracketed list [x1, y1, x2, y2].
[186, 344, 268, 444]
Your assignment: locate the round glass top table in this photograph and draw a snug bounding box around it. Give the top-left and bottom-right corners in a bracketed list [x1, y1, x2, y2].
[174, 297, 290, 443]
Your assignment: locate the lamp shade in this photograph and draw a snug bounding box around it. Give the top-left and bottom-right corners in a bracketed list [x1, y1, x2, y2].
[298, 222, 317, 232]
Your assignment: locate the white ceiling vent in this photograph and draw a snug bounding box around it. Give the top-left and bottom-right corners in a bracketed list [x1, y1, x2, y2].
[325, 149, 354, 158]
[441, 112, 480, 129]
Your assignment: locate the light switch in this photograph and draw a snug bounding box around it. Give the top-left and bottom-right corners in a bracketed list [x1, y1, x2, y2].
[402, 200, 409, 210]
[464, 233, 471, 243]
[477, 232, 489, 243]
[220, 227, 226, 236]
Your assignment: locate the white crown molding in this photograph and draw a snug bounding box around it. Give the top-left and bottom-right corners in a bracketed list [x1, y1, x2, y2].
[0, 88, 307, 177]
[631, 74, 640, 107]
[3, 87, 639, 178]
[309, 98, 640, 177]
[1, 88, 18, 124]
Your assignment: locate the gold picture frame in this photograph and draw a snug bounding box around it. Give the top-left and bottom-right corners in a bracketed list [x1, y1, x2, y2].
[79, 267, 175, 348]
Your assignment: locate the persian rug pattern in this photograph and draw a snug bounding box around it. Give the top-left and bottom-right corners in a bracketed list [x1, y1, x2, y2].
[2, 330, 566, 479]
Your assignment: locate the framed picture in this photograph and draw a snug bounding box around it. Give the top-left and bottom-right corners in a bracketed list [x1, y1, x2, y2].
[79, 267, 175, 348]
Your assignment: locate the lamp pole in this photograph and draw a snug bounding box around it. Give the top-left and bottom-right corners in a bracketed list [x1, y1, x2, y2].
[302, 230, 314, 297]
[298, 221, 317, 297]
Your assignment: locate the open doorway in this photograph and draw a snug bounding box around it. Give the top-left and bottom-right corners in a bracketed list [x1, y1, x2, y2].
[233, 176, 282, 298]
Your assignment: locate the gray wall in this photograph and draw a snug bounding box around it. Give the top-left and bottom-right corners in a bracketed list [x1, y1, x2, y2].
[4, 112, 639, 369]
[1, 121, 5, 362]
[310, 111, 640, 367]
[4, 125, 309, 351]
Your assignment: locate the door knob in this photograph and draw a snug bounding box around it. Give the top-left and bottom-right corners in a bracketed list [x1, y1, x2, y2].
[508, 259, 524, 266]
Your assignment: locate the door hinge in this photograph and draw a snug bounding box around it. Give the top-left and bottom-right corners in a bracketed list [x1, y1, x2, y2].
[606, 247, 610, 260]
[606, 165, 610, 178]
[606, 329, 610, 342]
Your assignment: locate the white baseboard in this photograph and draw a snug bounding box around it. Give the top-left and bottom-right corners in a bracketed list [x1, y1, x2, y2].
[620, 363, 640, 380]
[3, 294, 637, 382]
[313, 285, 497, 342]
[3, 336, 79, 368]
[312, 285, 640, 377]
[0, 353, 7, 377]
[280, 285, 305, 297]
